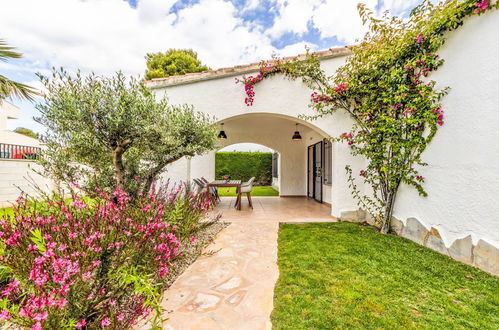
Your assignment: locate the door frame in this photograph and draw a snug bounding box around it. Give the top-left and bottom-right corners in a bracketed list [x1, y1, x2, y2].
[307, 141, 323, 203]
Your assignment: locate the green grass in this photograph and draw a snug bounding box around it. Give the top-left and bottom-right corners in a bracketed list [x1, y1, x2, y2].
[0, 206, 14, 217]
[218, 185, 279, 197]
[273, 222, 499, 329]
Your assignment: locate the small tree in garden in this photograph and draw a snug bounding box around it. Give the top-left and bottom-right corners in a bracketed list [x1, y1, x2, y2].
[14, 127, 39, 139]
[35, 69, 217, 196]
[144, 49, 211, 80]
[238, 0, 498, 233]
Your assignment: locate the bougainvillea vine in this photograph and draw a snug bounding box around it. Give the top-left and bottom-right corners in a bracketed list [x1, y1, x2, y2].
[237, 0, 498, 233]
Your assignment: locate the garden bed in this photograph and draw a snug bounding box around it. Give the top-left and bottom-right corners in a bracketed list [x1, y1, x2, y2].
[273, 222, 499, 329]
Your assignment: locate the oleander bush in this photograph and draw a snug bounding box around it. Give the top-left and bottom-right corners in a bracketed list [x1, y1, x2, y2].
[215, 152, 272, 185]
[0, 183, 216, 329]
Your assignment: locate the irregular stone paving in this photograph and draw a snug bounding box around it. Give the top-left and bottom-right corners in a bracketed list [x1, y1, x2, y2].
[158, 222, 279, 330]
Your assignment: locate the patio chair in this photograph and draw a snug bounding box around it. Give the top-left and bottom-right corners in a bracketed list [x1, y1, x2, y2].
[240, 177, 255, 209]
[201, 177, 219, 200]
[192, 178, 206, 194]
[194, 178, 219, 201]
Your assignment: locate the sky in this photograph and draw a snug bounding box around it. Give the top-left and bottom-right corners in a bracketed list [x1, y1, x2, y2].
[0, 0, 422, 134]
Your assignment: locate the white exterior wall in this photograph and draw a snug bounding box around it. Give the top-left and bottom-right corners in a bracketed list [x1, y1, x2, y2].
[0, 160, 54, 208]
[0, 100, 19, 131]
[153, 55, 360, 207]
[1, 100, 42, 147]
[394, 11, 499, 247]
[150, 11, 499, 269]
[0, 130, 43, 147]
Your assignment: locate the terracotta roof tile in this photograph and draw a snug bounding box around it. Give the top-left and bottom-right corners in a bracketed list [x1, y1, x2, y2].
[143, 46, 353, 89]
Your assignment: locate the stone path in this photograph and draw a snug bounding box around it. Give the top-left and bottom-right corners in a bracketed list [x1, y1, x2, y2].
[159, 222, 279, 330]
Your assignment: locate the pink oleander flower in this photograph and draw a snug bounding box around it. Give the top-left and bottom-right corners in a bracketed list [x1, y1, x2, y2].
[190, 236, 197, 244]
[57, 298, 68, 309]
[82, 272, 92, 281]
[0, 310, 10, 320]
[75, 319, 87, 329]
[31, 322, 42, 330]
[33, 312, 48, 322]
[101, 317, 111, 327]
[159, 264, 169, 277]
[117, 313, 125, 321]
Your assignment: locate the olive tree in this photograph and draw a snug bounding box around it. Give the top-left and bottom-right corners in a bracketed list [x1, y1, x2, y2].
[36, 69, 217, 196]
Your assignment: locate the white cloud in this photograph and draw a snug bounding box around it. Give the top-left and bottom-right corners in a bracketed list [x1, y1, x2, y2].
[382, 0, 422, 15]
[267, 0, 321, 38]
[0, 0, 293, 78]
[243, 0, 261, 12]
[265, 0, 420, 45]
[276, 41, 318, 57]
[312, 0, 378, 44]
[137, 0, 177, 22]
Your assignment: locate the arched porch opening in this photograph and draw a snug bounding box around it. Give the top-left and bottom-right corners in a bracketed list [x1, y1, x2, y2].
[213, 112, 332, 206]
[217, 142, 278, 194]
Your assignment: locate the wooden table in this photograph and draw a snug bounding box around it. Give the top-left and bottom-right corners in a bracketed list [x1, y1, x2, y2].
[207, 180, 242, 210]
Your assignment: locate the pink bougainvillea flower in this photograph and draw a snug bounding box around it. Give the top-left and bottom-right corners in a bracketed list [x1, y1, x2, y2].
[416, 33, 424, 43]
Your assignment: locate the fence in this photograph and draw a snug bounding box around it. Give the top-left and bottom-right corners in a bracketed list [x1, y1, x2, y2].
[0, 143, 41, 160]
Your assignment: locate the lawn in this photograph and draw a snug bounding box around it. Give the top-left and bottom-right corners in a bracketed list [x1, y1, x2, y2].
[0, 206, 13, 217]
[218, 185, 279, 197]
[273, 222, 499, 329]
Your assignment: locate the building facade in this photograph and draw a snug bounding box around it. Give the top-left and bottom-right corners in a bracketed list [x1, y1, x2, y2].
[145, 11, 499, 274]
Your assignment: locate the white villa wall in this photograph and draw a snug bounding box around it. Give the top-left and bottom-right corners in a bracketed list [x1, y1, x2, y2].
[0, 160, 54, 208]
[148, 11, 499, 274]
[0, 100, 20, 131]
[152, 54, 361, 207]
[0, 130, 43, 147]
[191, 152, 215, 182]
[393, 12, 499, 248]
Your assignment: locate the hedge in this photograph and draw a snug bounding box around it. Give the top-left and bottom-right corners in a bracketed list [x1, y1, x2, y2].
[215, 152, 272, 185]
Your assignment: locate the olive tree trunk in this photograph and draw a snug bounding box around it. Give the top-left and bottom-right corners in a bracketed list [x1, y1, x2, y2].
[112, 139, 131, 192]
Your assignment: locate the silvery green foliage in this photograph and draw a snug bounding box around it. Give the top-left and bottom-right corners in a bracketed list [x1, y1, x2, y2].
[36, 69, 217, 196]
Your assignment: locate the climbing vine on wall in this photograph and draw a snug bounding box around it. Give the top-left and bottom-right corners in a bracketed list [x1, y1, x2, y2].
[237, 0, 498, 233]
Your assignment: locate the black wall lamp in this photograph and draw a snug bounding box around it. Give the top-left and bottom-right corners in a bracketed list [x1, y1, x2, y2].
[217, 123, 227, 140]
[291, 123, 302, 141]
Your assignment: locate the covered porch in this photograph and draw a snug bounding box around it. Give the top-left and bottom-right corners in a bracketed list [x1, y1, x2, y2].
[211, 196, 335, 222]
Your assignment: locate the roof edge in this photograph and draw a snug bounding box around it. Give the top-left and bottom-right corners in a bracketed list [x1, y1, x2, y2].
[143, 46, 353, 89]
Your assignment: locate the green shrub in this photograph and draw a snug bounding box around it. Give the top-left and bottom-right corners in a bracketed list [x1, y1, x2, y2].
[0, 184, 216, 329]
[215, 152, 272, 185]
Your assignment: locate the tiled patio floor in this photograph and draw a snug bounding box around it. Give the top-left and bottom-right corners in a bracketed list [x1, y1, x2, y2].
[158, 197, 336, 329]
[212, 196, 336, 223]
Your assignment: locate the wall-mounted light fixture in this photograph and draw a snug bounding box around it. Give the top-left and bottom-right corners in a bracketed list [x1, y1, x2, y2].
[217, 123, 227, 140]
[291, 123, 302, 141]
